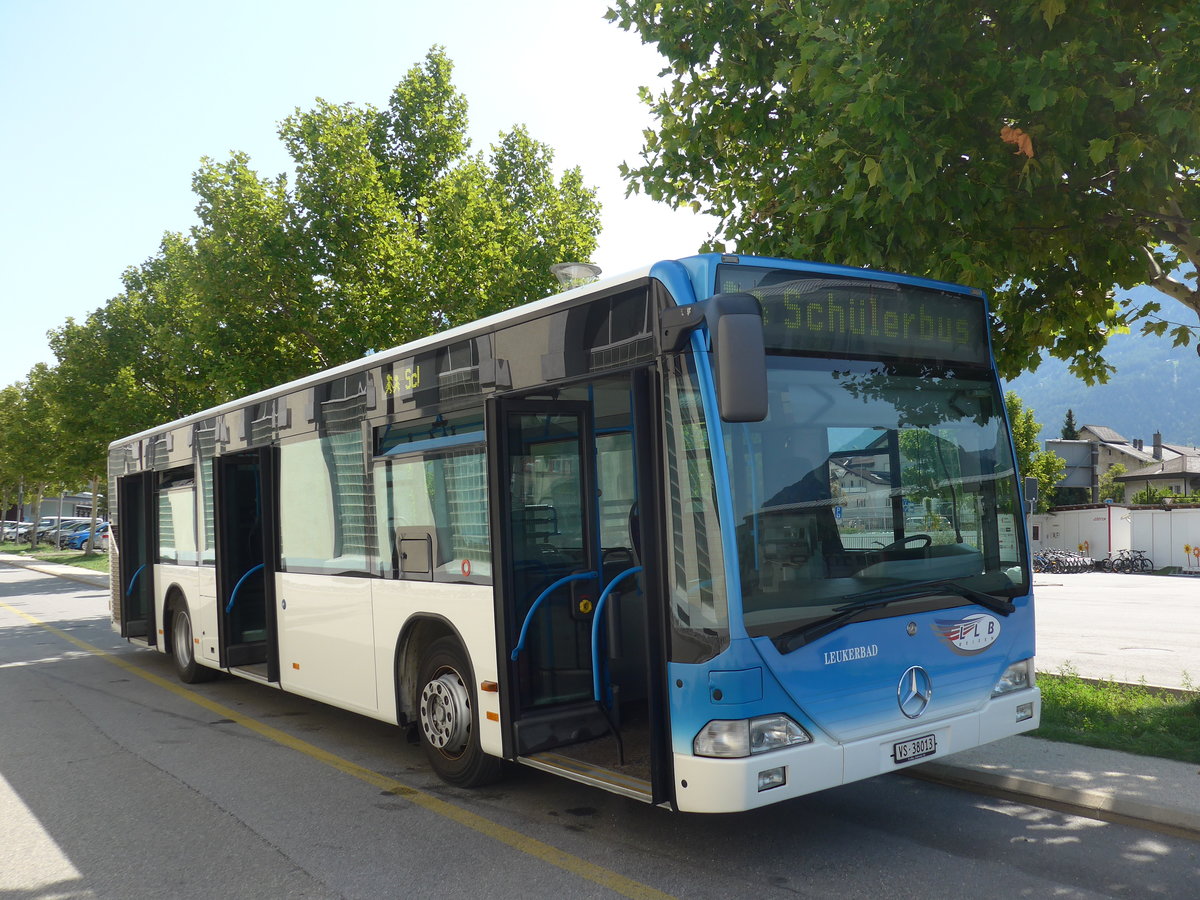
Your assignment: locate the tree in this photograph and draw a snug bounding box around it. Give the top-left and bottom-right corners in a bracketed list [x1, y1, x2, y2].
[1130, 484, 1172, 505]
[896, 429, 963, 531]
[0, 369, 67, 549]
[1005, 391, 1065, 512]
[1061, 409, 1080, 440]
[177, 46, 602, 395]
[46, 259, 214, 500]
[608, 1, 1200, 381]
[1098, 463, 1127, 502]
[42, 47, 602, 479]
[0, 384, 24, 534]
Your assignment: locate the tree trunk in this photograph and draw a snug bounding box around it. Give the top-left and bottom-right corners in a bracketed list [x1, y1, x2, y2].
[28, 486, 45, 551]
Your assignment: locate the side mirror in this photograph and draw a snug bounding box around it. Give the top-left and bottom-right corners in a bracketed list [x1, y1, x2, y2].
[709, 294, 767, 422]
[660, 292, 768, 423]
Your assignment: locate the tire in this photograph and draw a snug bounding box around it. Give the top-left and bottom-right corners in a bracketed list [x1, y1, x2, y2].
[416, 636, 503, 788]
[172, 602, 216, 684]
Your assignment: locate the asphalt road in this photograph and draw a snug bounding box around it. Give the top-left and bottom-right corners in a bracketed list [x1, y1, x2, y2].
[2, 564, 1199, 899]
[1033, 573, 1199, 690]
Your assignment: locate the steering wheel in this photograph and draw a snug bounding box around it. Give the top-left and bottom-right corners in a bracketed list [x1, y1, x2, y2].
[882, 534, 932, 552]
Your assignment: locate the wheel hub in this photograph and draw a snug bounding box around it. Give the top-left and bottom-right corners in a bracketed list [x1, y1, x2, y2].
[420, 669, 471, 756]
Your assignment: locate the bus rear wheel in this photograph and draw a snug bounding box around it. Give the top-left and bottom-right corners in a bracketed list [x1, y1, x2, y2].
[416, 636, 502, 787]
[171, 602, 215, 684]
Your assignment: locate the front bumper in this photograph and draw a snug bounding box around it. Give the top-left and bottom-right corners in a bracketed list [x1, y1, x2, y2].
[671, 687, 1041, 813]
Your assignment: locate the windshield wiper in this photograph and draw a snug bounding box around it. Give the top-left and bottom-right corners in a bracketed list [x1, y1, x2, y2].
[772, 579, 1015, 654]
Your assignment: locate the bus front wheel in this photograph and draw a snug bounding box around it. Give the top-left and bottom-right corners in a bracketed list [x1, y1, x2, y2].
[416, 636, 502, 787]
[171, 602, 216, 684]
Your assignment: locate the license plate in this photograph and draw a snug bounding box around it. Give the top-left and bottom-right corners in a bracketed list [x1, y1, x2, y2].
[892, 733, 937, 764]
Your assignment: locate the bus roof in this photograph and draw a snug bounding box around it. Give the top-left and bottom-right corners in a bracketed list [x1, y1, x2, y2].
[107, 253, 985, 450]
[107, 261, 658, 449]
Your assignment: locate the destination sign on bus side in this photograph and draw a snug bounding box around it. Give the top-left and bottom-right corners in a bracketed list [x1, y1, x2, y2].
[758, 283, 993, 364]
[759, 285, 989, 365]
[384, 357, 424, 401]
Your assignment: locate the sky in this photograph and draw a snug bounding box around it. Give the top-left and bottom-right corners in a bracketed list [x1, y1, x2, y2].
[0, 0, 717, 388]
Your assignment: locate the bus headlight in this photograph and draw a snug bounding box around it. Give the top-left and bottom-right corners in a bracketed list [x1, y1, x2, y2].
[991, 658, 1034, 696]
[693, 715, 812, 758]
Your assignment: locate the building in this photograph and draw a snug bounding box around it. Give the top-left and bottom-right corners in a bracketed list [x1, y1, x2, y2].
[1032, 424, 1200, 571]
[1117, 454, 1200, 498]
[1046, 426, 1199, 503]
[3, 491, 97, 523]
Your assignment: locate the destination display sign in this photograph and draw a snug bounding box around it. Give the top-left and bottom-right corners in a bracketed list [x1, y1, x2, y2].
[717, 265, 990, 366]
[384, 357, 425, 401]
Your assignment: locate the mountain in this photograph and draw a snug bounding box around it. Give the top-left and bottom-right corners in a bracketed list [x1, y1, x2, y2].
[1004, 288, 1200, 448]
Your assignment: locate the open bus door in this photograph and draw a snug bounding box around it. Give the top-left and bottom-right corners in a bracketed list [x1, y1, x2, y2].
[115, 471, 155, 642]
[489, 371, 669, 804]
[213, 447, 280, 681]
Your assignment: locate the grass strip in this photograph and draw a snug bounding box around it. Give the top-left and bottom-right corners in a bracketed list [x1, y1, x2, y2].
[0, 542, 110, 572]
[1034, 666, 1200, 765]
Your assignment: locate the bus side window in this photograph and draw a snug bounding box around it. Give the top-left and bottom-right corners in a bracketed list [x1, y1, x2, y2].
[375, 449, 490, 584]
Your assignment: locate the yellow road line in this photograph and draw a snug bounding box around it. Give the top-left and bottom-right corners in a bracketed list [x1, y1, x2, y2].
[0, 600, 675, 900]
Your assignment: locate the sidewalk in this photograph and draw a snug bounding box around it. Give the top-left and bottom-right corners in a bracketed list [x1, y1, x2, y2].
[916, 572, 1200, 840]
[0, 552, 109, 590]
[3, 553, 1198, 839]
[917, 735, 1200, 840]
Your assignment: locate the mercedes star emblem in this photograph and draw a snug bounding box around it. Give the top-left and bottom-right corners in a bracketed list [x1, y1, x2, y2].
[898, 665, 933, 718]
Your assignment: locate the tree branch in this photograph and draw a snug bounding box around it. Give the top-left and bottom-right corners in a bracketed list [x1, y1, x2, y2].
[1140, 244, 1200, 319]
[1156, 196, 1200, 272]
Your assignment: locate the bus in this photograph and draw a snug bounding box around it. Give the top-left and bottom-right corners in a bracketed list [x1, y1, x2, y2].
[109, 253, 1039, 813]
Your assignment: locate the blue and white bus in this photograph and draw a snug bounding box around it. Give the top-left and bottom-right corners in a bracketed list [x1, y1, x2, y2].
[109, 254, 1039, 813]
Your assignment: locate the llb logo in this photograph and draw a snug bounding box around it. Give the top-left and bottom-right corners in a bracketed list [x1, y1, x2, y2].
[932, 614, 1000, 655]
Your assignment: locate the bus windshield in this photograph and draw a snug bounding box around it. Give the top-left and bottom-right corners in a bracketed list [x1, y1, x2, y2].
[726, 354, 1027, 642]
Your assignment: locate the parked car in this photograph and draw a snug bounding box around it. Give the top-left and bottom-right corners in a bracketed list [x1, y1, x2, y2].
[32, 517, 91, 544]
[55, 520, 95, 548]
[2, 521, 33, 542]
[10, 518, 57, 542]
[67, 522, 111, 551]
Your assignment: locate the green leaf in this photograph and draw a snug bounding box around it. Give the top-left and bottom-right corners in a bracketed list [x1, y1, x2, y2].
[1111, 87, 1136, 112]
[816, 129, 840, 148]
[1087, 138, 1114, 164]
[863, 157, 881, 188]
[1040, 0, 1067, 28]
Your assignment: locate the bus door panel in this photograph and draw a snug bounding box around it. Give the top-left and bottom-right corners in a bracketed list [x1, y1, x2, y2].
[492, 374, 670, 804]
[625, 366, 671, 803]
[115, 471, 155, 642]
[492, 400, 602, 746]
[213, 447, 280, 680]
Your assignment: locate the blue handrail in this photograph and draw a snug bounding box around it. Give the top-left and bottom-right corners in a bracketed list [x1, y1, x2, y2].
[225, 563, 265, 614]
[590, 565, 643, 704]
[125, 563, 146, 597]
[510, 571, 597, 661]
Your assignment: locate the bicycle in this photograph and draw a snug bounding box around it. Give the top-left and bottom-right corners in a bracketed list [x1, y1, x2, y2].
[1110, 548, 1153, 573]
